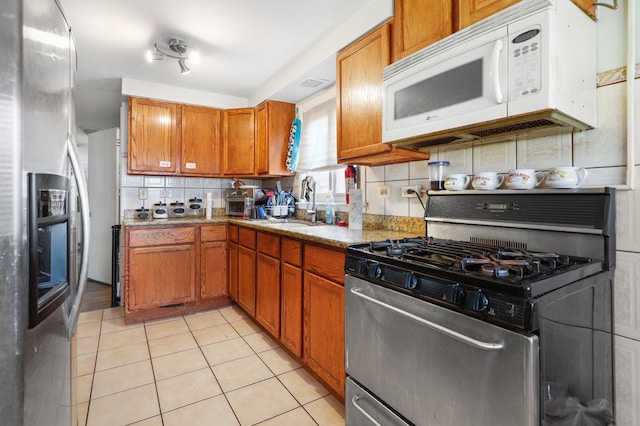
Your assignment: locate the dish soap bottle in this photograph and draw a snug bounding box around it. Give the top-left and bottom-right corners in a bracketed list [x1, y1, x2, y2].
[325, 191, 334, 225]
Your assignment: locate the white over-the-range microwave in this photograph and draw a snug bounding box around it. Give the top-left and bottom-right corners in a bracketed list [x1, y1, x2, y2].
[382, 0, 596, 149]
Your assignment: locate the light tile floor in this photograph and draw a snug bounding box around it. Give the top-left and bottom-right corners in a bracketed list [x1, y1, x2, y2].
[76, 304, 345, 426]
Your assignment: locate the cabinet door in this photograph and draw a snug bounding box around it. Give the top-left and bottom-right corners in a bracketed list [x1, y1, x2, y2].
[128, 97, 179, 174]
[128, 244, 196, 310]
[281, 262, 303, 357]
[337, 25, 390, 160]
[223, 108, 255, 175]
[304, 271, 345, 398]
[181, 105, 222, 176]
[255, 101, 295, 176]
[393, 0, 454, 61]
[201, 241, 228, 299]
[458, 0, 519, 29]
[256, 253, 281, 337]
[336, 24, 430, 166]
[228, 242, 238, 301]
[237, 245, 256, 316]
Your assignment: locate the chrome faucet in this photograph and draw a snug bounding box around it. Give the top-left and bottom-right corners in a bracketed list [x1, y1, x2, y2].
[301, 176, 317, 223]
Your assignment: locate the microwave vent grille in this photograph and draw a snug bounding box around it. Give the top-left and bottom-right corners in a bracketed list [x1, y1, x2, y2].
[469, 119, 556, 138]
[406, 136, 463, 149]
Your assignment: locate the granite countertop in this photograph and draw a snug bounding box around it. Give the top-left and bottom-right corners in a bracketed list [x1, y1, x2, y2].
[122, 216, 421, 248]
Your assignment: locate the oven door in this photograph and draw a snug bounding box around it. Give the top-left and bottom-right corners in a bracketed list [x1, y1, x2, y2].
[345, 275, 539, 426]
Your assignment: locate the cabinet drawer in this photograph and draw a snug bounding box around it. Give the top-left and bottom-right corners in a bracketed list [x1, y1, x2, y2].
[228, 225, 238, 242]
[257, 232, 280, 258]
[128, 226, 195, 247]
[238, 227, 256, 249]
[282, 237, 302, 266]
[304, 243, 345, 285]
[201, 225, 227, 242]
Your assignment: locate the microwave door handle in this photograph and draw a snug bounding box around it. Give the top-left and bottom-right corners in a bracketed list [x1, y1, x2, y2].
[67, 133, 91, 338]
[491, 39, 504, 104]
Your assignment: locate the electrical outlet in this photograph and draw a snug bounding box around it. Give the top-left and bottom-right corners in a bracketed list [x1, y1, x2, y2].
[160, 189, 172, 198]
[377, 185, 391, 199]
[402, 185, 423, 198]
[137, 188, 148, 200]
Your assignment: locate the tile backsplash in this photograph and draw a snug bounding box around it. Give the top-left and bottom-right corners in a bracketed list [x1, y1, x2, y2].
[118, 157, 260, 218]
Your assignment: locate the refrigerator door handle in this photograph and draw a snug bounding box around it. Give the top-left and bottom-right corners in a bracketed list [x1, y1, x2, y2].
[67, 133, 91, 337]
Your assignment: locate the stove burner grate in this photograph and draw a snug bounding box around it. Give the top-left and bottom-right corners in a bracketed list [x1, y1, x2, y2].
[364, 237, 575, 283]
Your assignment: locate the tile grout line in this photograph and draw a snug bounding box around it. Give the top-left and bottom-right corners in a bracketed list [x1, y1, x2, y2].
[83, 305, 337, 425]
[188, 309, 244, 426]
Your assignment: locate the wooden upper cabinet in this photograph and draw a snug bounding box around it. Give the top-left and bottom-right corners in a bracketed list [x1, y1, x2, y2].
[181, 105, 222, 176]
[458, 0, 519, 29]
[128, 97, 179, 174]
[223, 108, 255, 175]
[392, 0, 455, 61]
[255, 101, 295, 176]
[336, 23, 430, 166]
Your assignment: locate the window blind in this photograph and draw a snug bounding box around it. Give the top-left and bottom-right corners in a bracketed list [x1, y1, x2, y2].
[296, 98, 337, 171]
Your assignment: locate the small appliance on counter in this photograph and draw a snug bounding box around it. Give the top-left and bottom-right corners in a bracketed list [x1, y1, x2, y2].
[152, 202, 168, 219]
[225, 187, 266, 216]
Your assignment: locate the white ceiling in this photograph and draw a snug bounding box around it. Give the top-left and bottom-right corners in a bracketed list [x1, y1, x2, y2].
[59, 0, 374, 133]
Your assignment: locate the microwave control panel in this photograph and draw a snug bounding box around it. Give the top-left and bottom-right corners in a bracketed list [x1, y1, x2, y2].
[509, 27, 541, 101]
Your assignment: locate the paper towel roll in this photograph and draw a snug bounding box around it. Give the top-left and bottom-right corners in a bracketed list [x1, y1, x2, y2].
[205, 192, 212, 219]
[348, 189, 362, 230]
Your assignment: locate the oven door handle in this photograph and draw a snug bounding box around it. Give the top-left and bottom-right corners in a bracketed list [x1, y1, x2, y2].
[350, 287, 504, 351]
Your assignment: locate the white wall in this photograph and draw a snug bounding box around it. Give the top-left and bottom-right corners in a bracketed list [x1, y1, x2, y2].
[88, 128, 118, 283]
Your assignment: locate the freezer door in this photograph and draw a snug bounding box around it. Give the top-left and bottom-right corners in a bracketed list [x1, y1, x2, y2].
[345, 275, 539, 426]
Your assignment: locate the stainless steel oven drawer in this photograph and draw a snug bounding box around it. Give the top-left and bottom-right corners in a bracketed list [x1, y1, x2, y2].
[346, 377, 411, 426]
[345, 275, 540, 426]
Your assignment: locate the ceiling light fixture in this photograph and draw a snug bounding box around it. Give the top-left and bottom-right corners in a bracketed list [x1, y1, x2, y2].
[146, 37, 200, 75]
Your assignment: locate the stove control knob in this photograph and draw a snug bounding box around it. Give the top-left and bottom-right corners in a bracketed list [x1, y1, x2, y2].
[404, 272, 418, 289]
[468, 290, 489, 312]
[356, 260, 369, 275]
[368, 263, 382, 279]
[443, 284, 464, 305]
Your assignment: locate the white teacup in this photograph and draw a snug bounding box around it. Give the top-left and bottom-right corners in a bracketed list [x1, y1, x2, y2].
[472, 172, 505, 190]
[444, 174, 471, 191]
[506, 169, 545, 189]
[545, 167, 588, 188]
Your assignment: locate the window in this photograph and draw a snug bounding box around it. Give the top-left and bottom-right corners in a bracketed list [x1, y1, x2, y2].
[296, 86, 346, 204]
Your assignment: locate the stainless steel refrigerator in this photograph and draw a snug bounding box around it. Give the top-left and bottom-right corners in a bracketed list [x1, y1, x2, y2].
[0, 0, 90, 425]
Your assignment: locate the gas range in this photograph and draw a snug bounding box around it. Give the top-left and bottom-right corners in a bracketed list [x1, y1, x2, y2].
[346, 237, 603, 330]
[345, 189, 615, 331]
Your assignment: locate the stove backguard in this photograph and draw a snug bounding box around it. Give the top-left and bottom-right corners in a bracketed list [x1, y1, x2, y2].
[424, 188, 616, 270]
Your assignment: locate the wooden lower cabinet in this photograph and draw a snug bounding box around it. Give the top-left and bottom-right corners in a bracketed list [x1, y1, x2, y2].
[128, 243, 197, 310]
[280, 237, 303, 357]
[125, 224, 230, 323]
[228, 241, 238, 301]
[256, 253, 281, 336]
[237, 245, 256, 315]
[200, 225, 228, 299]
[303, 271, 345, 398]
[256, 232, 281, 337]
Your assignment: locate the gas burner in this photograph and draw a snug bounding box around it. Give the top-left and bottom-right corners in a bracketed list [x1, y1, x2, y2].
[369, 238, 425, 256]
